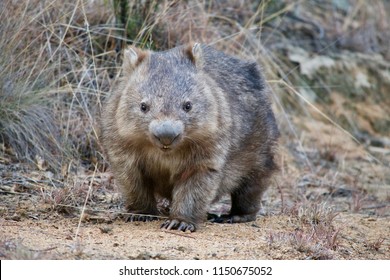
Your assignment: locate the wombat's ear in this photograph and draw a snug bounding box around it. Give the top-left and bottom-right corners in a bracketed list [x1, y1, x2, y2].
[185, 42, 204, 68]
[123, 46, 147, 74]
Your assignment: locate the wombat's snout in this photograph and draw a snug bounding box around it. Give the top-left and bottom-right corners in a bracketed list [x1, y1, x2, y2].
[149, 120, 184, 149]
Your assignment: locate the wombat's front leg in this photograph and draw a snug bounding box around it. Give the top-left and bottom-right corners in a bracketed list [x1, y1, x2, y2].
[161, 167, 220, 232]
[119, 169, 159, 222]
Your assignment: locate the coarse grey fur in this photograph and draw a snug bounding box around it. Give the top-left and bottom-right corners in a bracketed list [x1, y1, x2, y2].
[100, 43, 279, 232]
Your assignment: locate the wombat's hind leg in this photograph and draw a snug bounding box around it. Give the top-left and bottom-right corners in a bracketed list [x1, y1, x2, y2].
[210, 175, 268, 224]
[208, 213, 257, 223]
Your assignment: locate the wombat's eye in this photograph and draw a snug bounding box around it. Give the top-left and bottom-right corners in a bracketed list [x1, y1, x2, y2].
[183, 101, 192, 112]
[140, 102, 149, 113]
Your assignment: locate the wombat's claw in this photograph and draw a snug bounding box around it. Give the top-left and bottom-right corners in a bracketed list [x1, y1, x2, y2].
[161, 219, 195, 232]
[125, 214, 158, 222]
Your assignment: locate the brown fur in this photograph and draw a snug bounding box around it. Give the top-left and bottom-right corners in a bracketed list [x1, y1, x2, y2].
[100, 43, 279, 232]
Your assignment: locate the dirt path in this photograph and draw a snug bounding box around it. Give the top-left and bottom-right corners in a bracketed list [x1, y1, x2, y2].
[1, 211, 389, 260]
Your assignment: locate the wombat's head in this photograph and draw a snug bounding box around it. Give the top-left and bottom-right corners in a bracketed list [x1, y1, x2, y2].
[114, 43, 219, 153]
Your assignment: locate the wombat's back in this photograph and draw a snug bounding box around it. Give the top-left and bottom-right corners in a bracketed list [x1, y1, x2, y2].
[199, 45, 279, 155]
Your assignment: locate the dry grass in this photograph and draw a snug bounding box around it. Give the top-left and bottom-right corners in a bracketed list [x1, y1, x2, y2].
[0, 239, 57, 259]
[265, 201, 341, 259]
[0, 0, 115, 171]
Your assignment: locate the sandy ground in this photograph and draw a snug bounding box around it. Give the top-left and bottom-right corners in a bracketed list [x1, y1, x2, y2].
[0, 212, 389, 260]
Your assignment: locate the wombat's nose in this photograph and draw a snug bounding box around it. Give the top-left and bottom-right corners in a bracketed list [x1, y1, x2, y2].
[155, 131, 178, 146]
[149, 120, 183, 147]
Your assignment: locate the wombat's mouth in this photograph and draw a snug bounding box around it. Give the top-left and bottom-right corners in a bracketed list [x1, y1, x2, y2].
[148, 136, 181, 152]
[161, 146, 172, 152]
[157, 140, 180, 152]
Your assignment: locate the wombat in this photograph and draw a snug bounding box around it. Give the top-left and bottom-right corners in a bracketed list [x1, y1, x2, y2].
[100, 43, 279, 232]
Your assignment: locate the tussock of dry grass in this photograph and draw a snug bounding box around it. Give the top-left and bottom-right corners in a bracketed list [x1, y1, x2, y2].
[0, 0, 115, 170]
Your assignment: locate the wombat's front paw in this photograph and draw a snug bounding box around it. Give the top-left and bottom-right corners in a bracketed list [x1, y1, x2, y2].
[124, 213, 159, 222]
[160, 219, 196, 232]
